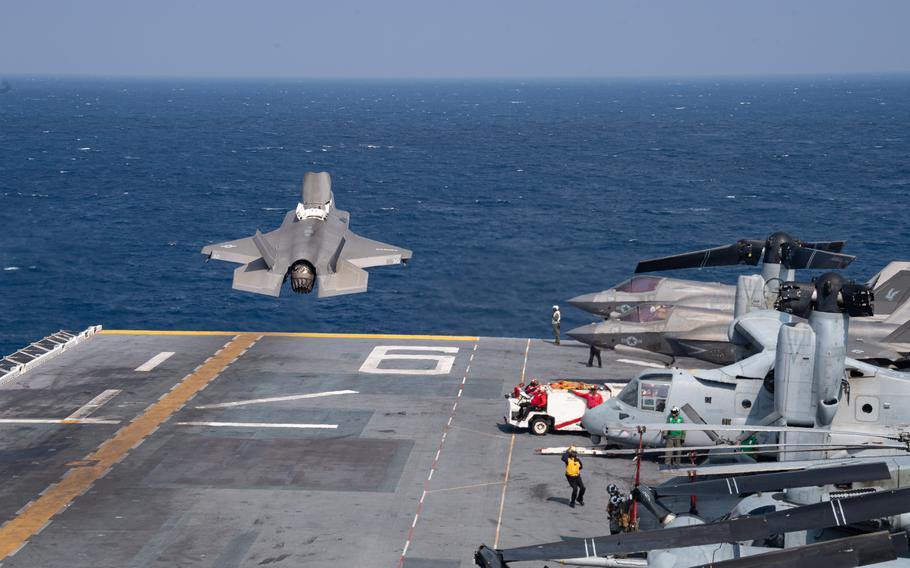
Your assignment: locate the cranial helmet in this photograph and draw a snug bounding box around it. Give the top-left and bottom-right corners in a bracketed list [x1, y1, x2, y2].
[671, 406, 680, 414]
[607, 483, 619, 494]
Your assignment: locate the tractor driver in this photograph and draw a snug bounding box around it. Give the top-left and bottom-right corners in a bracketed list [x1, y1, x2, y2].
[516, 384, 547, 421]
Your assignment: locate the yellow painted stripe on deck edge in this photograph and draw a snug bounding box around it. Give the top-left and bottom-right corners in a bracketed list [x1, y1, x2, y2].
[99, 329, 478, 341]
[0, 333, 260, 560]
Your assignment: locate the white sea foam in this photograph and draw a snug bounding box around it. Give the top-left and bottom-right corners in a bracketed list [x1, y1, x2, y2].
[78, 147, 91, 151]
[4, 266, 20, 271]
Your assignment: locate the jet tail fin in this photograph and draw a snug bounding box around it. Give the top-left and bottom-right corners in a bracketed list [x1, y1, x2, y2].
[868, 264, 910, 322]
[252, 230, 278, 269]
[231, 258, 284, 297]
[316, 258, 368, 298]
[885, 320, 910, 345]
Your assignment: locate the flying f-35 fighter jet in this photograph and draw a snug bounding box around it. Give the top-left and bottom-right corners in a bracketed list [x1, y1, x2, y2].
[201, 172, 412, 298]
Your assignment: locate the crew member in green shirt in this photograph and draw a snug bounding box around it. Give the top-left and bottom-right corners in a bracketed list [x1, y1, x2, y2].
[664, 406, 685, 466]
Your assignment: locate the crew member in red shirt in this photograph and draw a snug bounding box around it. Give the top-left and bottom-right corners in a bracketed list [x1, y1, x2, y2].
[511, 382, 526, 398]
[517, 385, 547, 421]
[572, 386, 604, 409]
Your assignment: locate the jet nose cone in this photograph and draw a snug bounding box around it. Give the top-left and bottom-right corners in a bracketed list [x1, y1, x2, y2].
[568, 293, 609, 316]
[567, 322, 602, 346]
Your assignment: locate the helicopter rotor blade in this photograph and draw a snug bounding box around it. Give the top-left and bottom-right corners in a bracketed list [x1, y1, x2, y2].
[498, 487, 910, 562]
[680, 403, 721, 442]
[802, 240, 847, 253]
[656, 461, 891, 497]
[782, 244, 855, 270]
[634, 239, 765, 273]
[690, 530, 908, 568]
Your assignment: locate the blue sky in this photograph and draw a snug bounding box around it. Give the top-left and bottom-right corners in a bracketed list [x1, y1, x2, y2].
[2, 1, 908, 78]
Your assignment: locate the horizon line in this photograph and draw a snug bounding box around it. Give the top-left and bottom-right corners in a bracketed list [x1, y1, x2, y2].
[3, 70, 910, 83]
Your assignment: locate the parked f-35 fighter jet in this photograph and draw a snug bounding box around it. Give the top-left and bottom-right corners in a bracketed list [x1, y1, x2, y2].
[201, 172, 412, 298]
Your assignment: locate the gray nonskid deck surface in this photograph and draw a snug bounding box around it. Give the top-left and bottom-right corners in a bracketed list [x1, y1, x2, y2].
[0, 333, 680, 568]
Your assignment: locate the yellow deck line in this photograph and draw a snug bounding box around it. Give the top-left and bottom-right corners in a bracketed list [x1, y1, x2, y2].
[0, 333, 260, 560]
[99, 329, 478, 341]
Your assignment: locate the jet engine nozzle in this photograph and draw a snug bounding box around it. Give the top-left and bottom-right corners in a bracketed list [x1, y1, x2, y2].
[289, 261, 316, 294]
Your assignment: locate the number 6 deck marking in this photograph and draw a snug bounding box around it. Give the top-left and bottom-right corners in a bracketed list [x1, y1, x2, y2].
[359, 346, 459, 375]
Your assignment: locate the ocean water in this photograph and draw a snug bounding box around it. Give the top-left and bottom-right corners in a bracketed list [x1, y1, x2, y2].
[1, 76, 909, 355]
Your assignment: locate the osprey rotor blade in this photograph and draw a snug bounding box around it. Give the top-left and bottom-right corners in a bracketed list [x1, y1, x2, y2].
[600, 442, 905, 456]
[656, 461, 891, 497]
[499, 487, 910, 562]
[690, 530, 908, 568]
[634, 239, 765, 273]
[680, 403, 721, 442]
[782, 244, 856, 270]
[802, 240, 847, 253]
[623, 422, 902, 441]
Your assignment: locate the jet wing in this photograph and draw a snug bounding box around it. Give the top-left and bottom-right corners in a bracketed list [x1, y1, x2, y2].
[203, 232, 285, 297]
[317, 258, 369, 298]
[231, 258, 284, 297]
[340, 232, 412, 268]
[201, 236, 262, 265]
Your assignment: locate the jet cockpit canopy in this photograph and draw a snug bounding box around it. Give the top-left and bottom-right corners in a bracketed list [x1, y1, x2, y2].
[615, 275, 664, 293]
[619, 304, 673, 323]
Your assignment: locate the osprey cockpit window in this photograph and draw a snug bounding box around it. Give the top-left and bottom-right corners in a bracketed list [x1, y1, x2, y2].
[618, 379, 639, 407]
[616, 276, 663, 293]
[639, 377, 670, 412]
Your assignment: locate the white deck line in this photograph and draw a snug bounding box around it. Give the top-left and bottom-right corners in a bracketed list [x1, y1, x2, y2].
[0, 418, 120, 425]
[65, 389, 121, 420]
[176, 421, 338, 429]
[616, 358, 667, 369]
[195, 390, 358, 409]
[134, 352, 175, 372]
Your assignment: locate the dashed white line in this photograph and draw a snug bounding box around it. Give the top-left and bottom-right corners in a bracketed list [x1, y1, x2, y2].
[398, 340, 479, 567]
[134, 351, 175, 372]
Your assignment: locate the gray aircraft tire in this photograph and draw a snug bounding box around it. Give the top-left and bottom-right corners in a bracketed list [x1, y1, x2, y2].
[529, 416, 550, 436]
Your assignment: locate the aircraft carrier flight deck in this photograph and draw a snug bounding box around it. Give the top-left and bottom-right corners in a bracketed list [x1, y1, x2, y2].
[0, 328, 690, 568]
